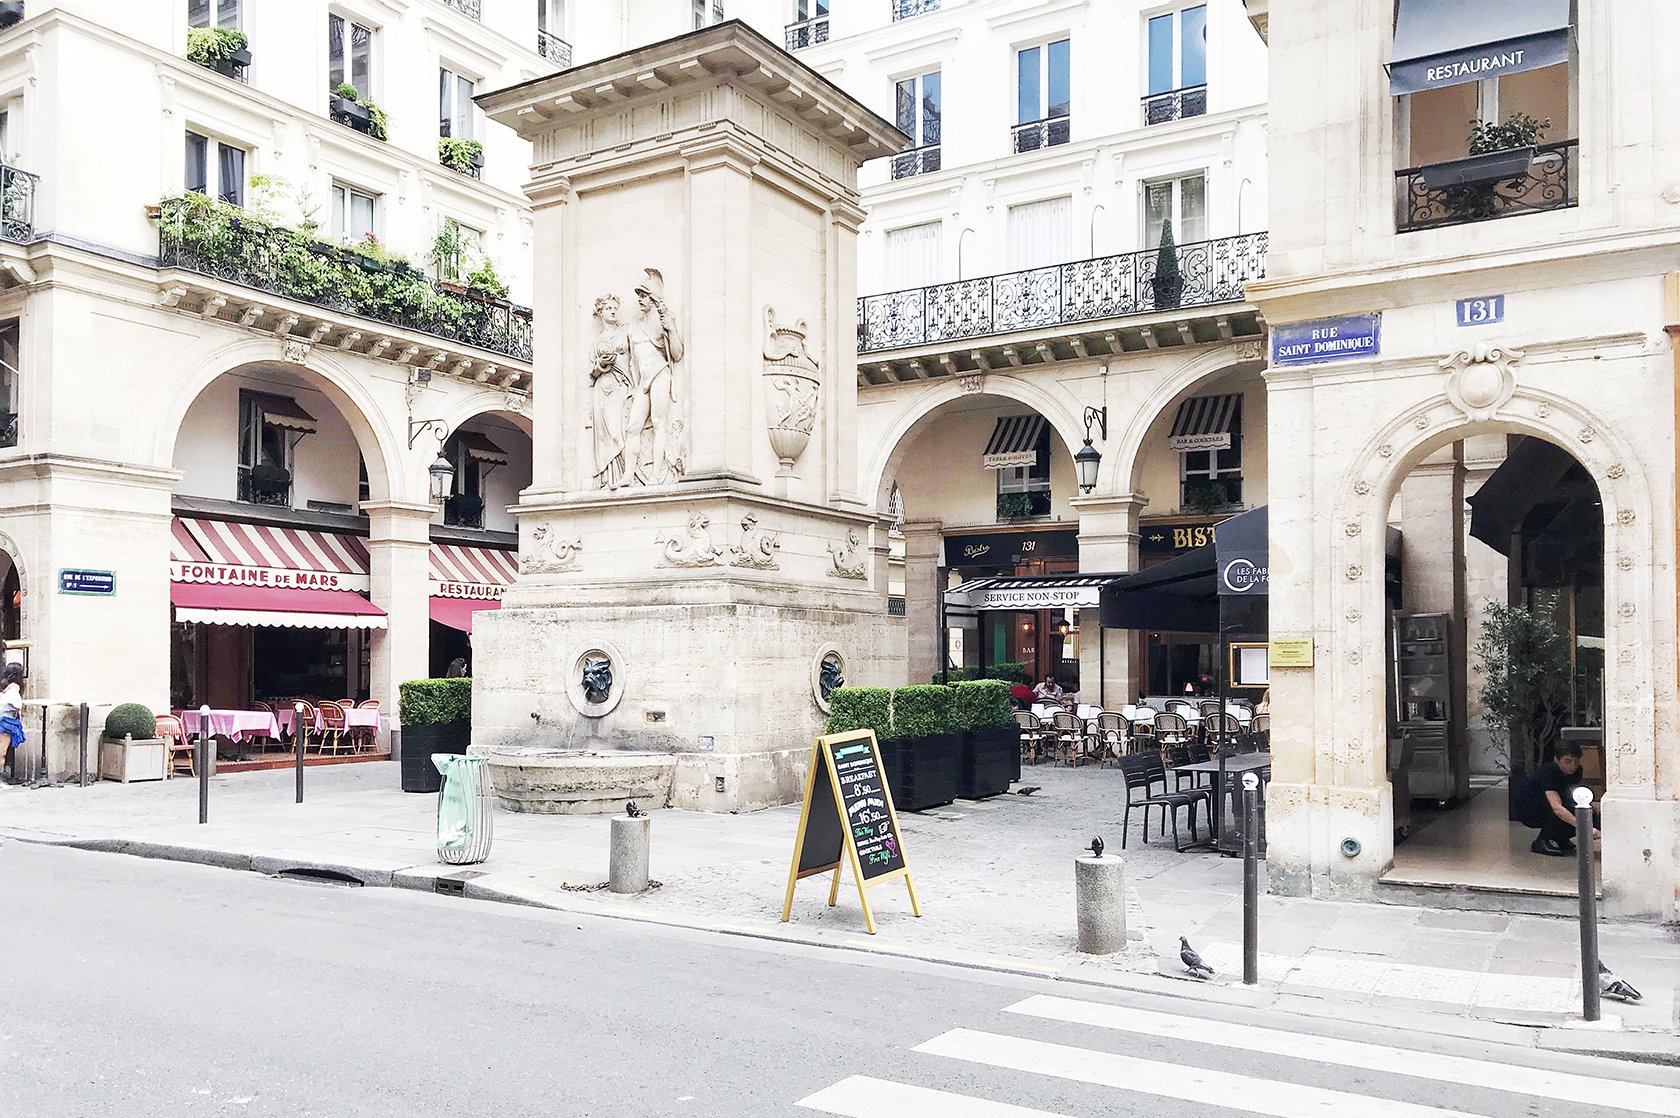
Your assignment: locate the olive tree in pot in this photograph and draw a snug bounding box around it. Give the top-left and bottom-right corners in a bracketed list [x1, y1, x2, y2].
[954, 680, 1019, 798]
[823, 686, 899, 800]
[892, 685, 961, 811]
[1473, 601, 1572, 818]
[100, 703, 165, 783]
[398, 678, 471, 793]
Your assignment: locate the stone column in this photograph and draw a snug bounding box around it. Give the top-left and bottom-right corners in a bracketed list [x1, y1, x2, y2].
[1461, 434, 1509, 776]
[902, 519, 944, 686]
[1399, 445, 1468, 777]
[1072, 493, 1146, 707]
[364, 501, 436, 749]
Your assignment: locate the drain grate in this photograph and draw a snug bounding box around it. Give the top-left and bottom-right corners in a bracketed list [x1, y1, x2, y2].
[434, 877, 467, 897]
[274, 867, 364, 888]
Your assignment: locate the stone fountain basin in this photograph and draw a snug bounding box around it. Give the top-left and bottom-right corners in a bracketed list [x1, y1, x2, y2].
[482, 747, 677, 815]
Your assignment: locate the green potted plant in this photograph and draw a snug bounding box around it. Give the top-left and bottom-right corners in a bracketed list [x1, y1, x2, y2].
[398, 677, 472, 793]
[891, 684, 961, 811]
[444, 492, 485, 527]
[438, 136, 485, 175]
[465, 257, 510, 302]
[429, 222, 472, 289]
[1425, 113, 1550, 192]
[1182, 480, 1231, 514]
[186, 26, 251, 78]
[330, 82, 373, 132]
[996, 492, 1036, 521]
[100, 703, 165, 783]
[953, 679, 1018, 798]
[1151, 216, 1185, 310]
[1473, 601, 1572, 817]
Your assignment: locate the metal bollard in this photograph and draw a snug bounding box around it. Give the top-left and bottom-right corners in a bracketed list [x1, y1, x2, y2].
[295, 707, 305, 805]
[1242, 771, 1260, 986]
[1573, 786, 1600, 1022]
[78, 702, 90, 787]
[197, 704, 210, 825]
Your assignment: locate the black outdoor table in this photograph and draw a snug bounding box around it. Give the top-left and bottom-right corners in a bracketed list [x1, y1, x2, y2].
[1169, 753, 1271, 855]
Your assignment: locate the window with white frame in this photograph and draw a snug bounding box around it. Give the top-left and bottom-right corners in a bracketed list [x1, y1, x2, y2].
[794, 0, 828, 20]
[188, 0, 241, 29]
[1146, 5, 1207, 120]
[1143, 173, 1207, 249]
[694, 0, 724, 30]
[538, 0, 567, 33]
[892, 70, 941, 178]
[437, 217, 483, 282]
[1180, 398, 1242, 510]
[1007, 197, 1072, 270]
[327, 13, 374, 98]
[1014, 38, 1071, 152]
[185, 130, 247, 207]
[884, 221, 942, 290]
[331, 182, 377, 244]
[0, 109, 12, 164]
[439, 67, 477, 140]
[996, 424, 1052, 520]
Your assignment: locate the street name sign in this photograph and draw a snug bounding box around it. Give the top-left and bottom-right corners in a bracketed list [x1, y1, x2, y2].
[1270, 314, 1382, 368]
[58, 569, 115, 596]
[781, 729, 921, 935]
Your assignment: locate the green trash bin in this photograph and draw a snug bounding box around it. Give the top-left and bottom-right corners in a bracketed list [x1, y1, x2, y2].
[434, 753, 494, 865]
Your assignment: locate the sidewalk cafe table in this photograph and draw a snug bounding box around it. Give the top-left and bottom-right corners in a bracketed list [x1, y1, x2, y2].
[179, 709, 284, 763]
[1169, 752, 1271, 856]
[275, 706, 382, 737]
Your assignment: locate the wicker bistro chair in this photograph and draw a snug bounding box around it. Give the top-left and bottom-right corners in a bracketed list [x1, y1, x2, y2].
[1197, 699, 1223, 720]
[290, 700, 319, 752]
[1118, 754, 1204, 852]
[156, 715, 193, 778]
[1014, 710, 1047, 765]
[317, 701, 352, 756]
[1125, 720, 1157, 756]
[1050, 710, 1089, 766]
[1204, 713, 1245, 754]
[1152, 711, 1194, 749]
[353, 699, 382, 751]
[1092, 712, 1127, 766]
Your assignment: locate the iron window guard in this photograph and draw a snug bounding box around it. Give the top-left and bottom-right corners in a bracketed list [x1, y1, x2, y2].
[1011, 115, 1071, 154]
[1396, 140, 1578, 233]
[538, 28, 573, 68]
[785, 15, 829, 51]
[1142, 85, 1207, 126]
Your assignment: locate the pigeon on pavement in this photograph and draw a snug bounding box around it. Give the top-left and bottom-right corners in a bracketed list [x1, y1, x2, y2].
[1180, 936, 1214, 979]
[1015, 785, 1041, 796]
[1598, 961, 1643, 1003]
[1089, 836, 1104, 859]
[625, 801, 642, 818]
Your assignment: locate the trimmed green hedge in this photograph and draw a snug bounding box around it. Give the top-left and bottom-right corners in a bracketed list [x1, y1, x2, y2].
[982, 661, 1030, 685]
[824, 686, 891, 738]
[104, 703, 157, 741]
[892, 685, 954, 739]
[398, 678, 471, 726]
[951, 680, 1014, 731]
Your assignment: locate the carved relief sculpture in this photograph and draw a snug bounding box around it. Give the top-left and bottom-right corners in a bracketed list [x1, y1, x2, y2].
[762, 307, 820, 475]
[580, 655, 614, 706]
[590, 267, 687, 489]
[1441, 343, 1523, 422]
[521, 524, 583, 574]
[656, 512, 723, 568]
[827, 529, 868, 580]
[588, 293, 632, 490]
[728, 513, 781, 570]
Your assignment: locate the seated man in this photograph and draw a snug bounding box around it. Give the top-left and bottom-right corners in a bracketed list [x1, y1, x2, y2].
[1513, 740, 1599, 857]
[1033, 675, 1064, 702]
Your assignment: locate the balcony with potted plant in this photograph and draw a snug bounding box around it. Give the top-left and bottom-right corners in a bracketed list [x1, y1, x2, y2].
[329, 83, 388, 141]
[1397, 114, 1576, 233]
[438, 136, 484, 179]
[186, 26, 251, 82]
[239, 461, 293, 506]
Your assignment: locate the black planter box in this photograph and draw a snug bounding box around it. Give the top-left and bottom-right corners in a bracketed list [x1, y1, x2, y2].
[1151, 274, 1184, 310]
[331, 94, 373, 133]
[875, 736, 908, 807]
[400, 719, 470, 793]
[960, 725, 1020, 800]
[211, 46, 252, 78]
[1420, 147, 1535, 190]
[894, 733, 961, 811]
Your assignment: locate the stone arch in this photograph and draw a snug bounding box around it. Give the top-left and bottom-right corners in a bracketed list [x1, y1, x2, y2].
[0, 524, 29, 643]
[439, 396, 535, 440]
[150, 335, 408, 504]
[1325, 387, 1656, 798]
[863, 376, 1086, 513]
[1114, 345, 1266, 497]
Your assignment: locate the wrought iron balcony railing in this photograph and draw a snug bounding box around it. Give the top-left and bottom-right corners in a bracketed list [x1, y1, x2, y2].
[237, 467, 292, 507]
[441, 0, 480, 19]
[0, 410, 16, 449]
[444, 494, 485, 529]
[156, 195, 534, 361]
[856, 231, 1268, 354]
[1011, 115, 1071, 154]
[1396, 140, 1578, 233]
[538, 28, 572, 68]
[785, 15, 829, 51]
[890, 145, 941, 180]
[0, 163, 39, 244]
[1143, 84, 1207, 126]
[893, 0, 940, 19]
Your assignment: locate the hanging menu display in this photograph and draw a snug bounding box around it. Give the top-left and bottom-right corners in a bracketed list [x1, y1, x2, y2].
[781, 729, 921, 935]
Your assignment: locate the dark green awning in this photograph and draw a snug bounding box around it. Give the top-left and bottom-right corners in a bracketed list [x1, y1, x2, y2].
[1389, 0, 1572, 95]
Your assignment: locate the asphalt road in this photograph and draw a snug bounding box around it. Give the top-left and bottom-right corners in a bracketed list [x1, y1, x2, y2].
[1, 842, 1673, 1117]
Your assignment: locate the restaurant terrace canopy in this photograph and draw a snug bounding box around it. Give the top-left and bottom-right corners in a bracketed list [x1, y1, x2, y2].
[1387, 0, 1573, 95]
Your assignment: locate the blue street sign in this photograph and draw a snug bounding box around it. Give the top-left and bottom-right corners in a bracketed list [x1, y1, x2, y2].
[1271, 314, 1382, 368]
[1456, 295, 1505, 327]
[59, 569, 115, 596]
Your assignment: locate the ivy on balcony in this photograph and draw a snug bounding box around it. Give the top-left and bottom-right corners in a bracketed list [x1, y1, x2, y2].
[154, 193, 533, 361]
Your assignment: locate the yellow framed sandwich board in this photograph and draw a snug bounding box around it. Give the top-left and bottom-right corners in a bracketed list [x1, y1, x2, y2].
[780, 729, 921, 935]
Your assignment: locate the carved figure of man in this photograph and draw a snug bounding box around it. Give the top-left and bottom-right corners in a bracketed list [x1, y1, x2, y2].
[589, 294, 632, 489]
[624, 268, 684, 485]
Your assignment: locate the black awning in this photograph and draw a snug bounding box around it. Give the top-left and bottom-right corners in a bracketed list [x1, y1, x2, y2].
[250, 392, 318, 434]
[944, 573, 1125, 611]
[982, 414, 1045, 470]
[1467, 437, 1581, 555]
[1168, 394, 1240, 452]
[456, 430, 510, 465]
[1100, 546, 1220, 633]
[1214, 505, 1268, 598]
[1389, 0, 1572, 95]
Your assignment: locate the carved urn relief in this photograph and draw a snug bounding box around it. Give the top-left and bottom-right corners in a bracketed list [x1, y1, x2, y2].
[762, 307, 820, 476]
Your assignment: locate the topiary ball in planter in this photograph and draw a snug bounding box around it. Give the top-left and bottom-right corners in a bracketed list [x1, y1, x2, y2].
[104, 703, 157, 741]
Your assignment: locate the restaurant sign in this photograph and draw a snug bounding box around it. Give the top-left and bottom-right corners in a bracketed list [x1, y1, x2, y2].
[1270, 314, 1381, 368]
[1139, 519, 1219, 558]
[944, 529, 1078, 569]
[971, 584, 1097, 610]
[170, 562, 371, 593]
[432, 580, 506, 600]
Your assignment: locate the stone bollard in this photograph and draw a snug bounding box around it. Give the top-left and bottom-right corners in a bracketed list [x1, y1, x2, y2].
[1075, 854, 1126, 954]
[609, 814, 651, 894]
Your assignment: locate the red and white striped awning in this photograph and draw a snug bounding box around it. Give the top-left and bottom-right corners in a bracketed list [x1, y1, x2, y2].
[171, 517, 371, 592]
[430, 543, 519, 600]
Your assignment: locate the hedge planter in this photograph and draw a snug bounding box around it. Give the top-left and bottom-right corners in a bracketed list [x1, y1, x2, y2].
[100, 736, 166, 783]
[400, 720, 470, 793]
[960, 725, 1019, 800]
[895, 733, 962, 811]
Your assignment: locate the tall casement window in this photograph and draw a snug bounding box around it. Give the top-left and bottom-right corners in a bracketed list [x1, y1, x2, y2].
[884, 221, 942, 290]
[1145, 5, 1207, 124]
[1007, 196, 1072, 270]
[237, 390, 316, 506]
[892, 70, 941, 179]
[185, 130, 247, 207]
[1177, 395, 1242, 511]
[0, 318, 18, 449]
[1390, 0, 1576, 232]
[327, 13, 374, 97]
[1014, 39, 1071, 153]
[330, 182, 377, 244]
[693, 0, 724, 31]
[439, 68, 477, 139]
[1143, 173, 1207, 249]
[995, 421, 1052, 521]
[188, 0, 241, 29]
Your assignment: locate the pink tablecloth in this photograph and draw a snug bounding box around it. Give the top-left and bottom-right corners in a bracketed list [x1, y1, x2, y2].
[275, 707, 381, 734]
[179, 709, 283, 742]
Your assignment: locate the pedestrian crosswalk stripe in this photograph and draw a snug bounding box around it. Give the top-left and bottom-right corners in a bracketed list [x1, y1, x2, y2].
[796, 1075, 1072, 1117]
[1006, 994, 1680, 1116]
[916, 1028, 1485, 1118]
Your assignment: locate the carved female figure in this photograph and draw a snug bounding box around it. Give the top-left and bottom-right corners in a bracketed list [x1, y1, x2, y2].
[589, 294, 632, 490]
[624, 268, 685, 485]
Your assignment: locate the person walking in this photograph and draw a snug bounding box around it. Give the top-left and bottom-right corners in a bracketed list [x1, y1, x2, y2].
[0, 662, 26, 784]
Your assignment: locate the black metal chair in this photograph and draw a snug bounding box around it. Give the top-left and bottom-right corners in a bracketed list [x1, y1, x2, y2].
[1118, 754, 1203, 852]
[1162, 743, 1215, 801]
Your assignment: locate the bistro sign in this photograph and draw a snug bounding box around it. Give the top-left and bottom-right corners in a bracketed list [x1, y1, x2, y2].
[170, 562, 370, 592]
[944, 529, 1078, 569]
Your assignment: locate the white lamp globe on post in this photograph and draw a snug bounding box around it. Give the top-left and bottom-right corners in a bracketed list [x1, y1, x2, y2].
[1074, 439, 1101, 493]
[428, 452, 455, 504]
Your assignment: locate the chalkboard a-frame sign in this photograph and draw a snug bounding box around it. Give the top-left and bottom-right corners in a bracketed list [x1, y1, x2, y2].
[780, 729, 921, 935]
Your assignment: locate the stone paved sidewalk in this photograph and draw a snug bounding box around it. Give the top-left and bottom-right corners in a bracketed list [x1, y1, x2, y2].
[2, 762, 1675, 1040]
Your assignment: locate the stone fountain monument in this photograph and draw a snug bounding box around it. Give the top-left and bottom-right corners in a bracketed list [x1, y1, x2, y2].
[473, 23, 908, 813]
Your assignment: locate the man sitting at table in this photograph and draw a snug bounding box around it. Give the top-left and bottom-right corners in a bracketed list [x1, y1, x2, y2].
[1033, 675, 1064, 702]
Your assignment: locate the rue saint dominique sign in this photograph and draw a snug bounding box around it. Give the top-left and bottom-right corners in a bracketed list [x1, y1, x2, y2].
[1271, 314, 1382, 368]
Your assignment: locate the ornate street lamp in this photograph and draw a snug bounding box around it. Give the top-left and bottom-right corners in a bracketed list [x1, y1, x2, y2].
[1075, 405, 1107, 493]
[428, 452, 456, 504]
